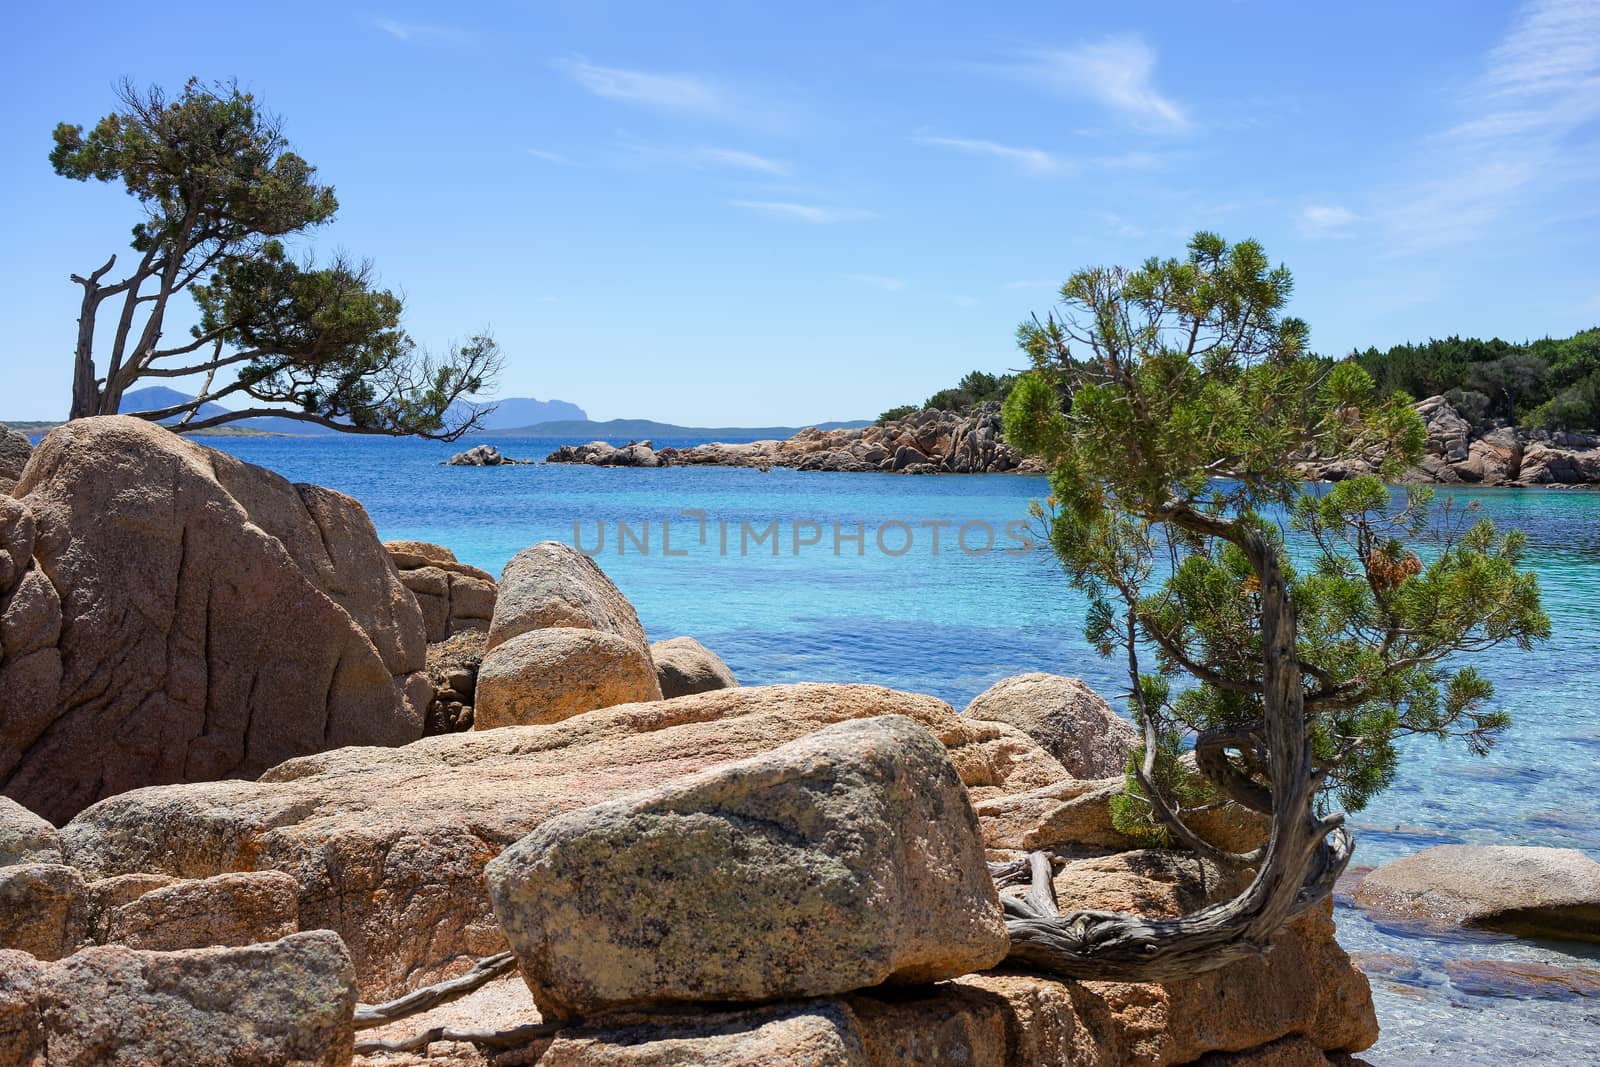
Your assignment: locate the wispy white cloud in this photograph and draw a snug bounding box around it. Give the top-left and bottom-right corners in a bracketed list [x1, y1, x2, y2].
[373, 17, 470, 44]
[912, 134, 1063, 175]
[695, 147, 790, 175]
[1008, 36, 1189, 132]
[527, 149, 574, 165]
[1389, 0, 1600, 252]
[555, 56, 725, 116]
[852, 274, 907, 290]
[731, 200, 875, 224]
[1300, 204, 1359, 236]
[617, 140, 791, 175]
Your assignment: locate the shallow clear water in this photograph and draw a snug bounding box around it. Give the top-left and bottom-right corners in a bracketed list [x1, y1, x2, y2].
[211, 434, 1600, 1065]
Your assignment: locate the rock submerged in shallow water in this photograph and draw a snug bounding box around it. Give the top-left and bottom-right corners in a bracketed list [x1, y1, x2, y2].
[963, 672, 1138, 779]
[650, 635, 739, 697]
[1353, 844, 1600, 941]
[485, 715, 1011, 1020]
[474, 626, 663, 728]
[0, 929, 356, 1067]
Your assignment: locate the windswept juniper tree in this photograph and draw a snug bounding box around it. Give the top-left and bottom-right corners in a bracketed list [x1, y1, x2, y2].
[997, 232, 1549, 980]
[53, 79, 500, 437]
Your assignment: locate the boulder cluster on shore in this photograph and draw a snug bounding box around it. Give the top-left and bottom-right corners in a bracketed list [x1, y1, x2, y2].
[546, 402, 1043, 475]
[1298, 395, 1600, 487]
[2, 416, 1597, 1065]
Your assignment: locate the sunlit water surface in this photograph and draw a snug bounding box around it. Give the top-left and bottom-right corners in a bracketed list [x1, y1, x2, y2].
[209, 434, 1600, 1065]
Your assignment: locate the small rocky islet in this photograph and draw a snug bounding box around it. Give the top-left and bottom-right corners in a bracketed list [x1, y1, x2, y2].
[2, 415, 1598, 1065]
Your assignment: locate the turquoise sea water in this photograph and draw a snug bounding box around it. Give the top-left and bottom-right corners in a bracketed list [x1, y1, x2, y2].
[209, 433, 1600, 1065]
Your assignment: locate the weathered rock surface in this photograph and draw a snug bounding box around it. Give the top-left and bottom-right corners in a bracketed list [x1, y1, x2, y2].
[649, 635, 739, 698]
[351, 851, 1375, 1066]
[61, 683, 1064, 998]
[0, 795, 62, 866]
[545, 439, 665, 467]
[0, 423, 30, 495]
[443, 443, 530, 466]
[537, 1002, 870, 1065]
[386, 540, 497, 643]
[1352, 844, 1600, 941]
[0, 929, 356, 1066]
[964, 672, 1138, 779]
[475, 627, 663, 729]
[973, 774, 1266, 855]
[2, 861, 301, 959]
[489, 541, 650, 652]
[1, 417, 429, 824]
[487, 716, 1010, 1019]
[91, 869, 299, 952]
[0, 863, 86, 960]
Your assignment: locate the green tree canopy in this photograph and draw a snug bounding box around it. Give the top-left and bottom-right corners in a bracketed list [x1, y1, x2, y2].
[53, 78, 500, 437]
[997, 232, 1548, 981]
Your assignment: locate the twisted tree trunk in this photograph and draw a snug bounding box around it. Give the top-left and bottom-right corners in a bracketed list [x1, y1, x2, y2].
[998, 519, 1353, 982]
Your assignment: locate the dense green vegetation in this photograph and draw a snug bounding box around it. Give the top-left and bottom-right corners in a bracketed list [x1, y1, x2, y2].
[995, 232, 1547, 979]
[876, 369, 1016, 423]
[1353, 328, 1600, 431]
[896, 327, 1600, 434]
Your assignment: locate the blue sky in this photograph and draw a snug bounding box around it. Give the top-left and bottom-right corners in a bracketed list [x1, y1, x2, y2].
[2, 0, 1597, 425]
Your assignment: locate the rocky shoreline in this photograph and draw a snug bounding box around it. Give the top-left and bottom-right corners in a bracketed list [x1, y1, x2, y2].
[540, 396, 1600, 487]
[3, 416, 1598, 1065]
[1298, 395, 1600, 488]
[546, 402, 1044, 475]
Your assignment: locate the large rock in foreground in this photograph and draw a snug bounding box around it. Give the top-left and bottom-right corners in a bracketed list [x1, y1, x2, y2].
[1, 417, 429, 824]
[963, 673, 1138, 779]
[0, 929, 355, 1066]
[487, 716, 1009, 1019]
[61, 683, 1065, 998]
[1353, 844, 1600, 941]
[650, 635, 739, 698]
[350, 850, 1376, 1066]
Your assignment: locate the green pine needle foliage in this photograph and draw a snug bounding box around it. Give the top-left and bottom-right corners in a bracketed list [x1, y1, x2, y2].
[1004, 232, 1550, 837]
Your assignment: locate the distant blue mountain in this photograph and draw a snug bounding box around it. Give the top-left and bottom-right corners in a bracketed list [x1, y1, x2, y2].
[458, 397, 588, 431]
[108, 389, 858, 440]
[494, 417, 873, 440]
